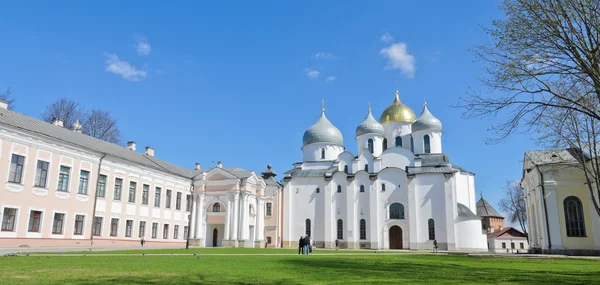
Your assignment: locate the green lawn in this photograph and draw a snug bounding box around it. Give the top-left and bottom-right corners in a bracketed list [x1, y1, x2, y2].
[1, 250, 599, 284]
[38, 247, 379, 255]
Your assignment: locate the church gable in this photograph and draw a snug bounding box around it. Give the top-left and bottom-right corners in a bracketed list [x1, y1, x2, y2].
[205, 168, 238, 181]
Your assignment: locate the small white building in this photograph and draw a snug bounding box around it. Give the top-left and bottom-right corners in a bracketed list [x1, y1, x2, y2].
[487, 227, 529, 253]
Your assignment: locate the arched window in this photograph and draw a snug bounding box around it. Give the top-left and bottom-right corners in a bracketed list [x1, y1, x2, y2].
[564, 196, 586, 237]
[344, 165, 349, 174]
[212, 203, 221, 212]
[367, 139, 374, 153]
[360, 185, 365, 192]
[424, 135, 431, 153]
[390, 203, 405, 219]
[316, 187, 320, 193]
[337, 185, 342, 193]
[321, 148, 325, 159]
[395, 136, 402, 147]
[410, 137, 414, 152]
[360, 219, 366, 240]
[383, 138, 388, 151]
[337, 219, 343, 239]
[305, 219, 311, 237]
[364, 164, 368, 172]
[249, 204, 254, 215]
[428, 219, 435, 240]
[381, 183, 386, 192]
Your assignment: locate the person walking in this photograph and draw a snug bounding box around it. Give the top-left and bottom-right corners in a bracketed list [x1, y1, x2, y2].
[335, 239, 339, 251]
[433, 239, 438, 254]
[302, 236, 310, 255]
[140, 236, 145, 247]
[298, 236, 304, 255]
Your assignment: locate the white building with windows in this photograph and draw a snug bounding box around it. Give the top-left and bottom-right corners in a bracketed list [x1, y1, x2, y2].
[281, 91, 487, 250]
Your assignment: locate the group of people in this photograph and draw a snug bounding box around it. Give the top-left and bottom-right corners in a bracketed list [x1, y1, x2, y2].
[298, 235, 313, 255]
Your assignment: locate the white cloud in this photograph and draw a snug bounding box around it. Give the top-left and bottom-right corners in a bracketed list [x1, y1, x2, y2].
[311, 52, 337, 60]
[105, 53, 147, 81]
[326, 76, 336, 82]
[305, 68, 320, 79]
[380, 42, 416, 78]
[135, 36, 151, 56]
[380, 33, 394, 43]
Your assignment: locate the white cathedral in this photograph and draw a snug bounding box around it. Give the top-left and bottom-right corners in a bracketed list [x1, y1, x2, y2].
[281, 90, 488, 250]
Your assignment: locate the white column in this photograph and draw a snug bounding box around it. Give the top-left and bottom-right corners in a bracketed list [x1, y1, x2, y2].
[224, 193, 231, 240]
[257, 198, 265, 241]
[240, 192, 248, 240]
[198, 192, 205, 242]
[188, 192, 195, 240]
[231, 191, 240, 240]
[193, 193, 201, 238]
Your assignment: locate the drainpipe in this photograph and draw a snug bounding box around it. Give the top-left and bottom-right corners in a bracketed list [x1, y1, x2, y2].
[537, 165, 552, 253]
[90, 153, 107, 247]
[186, 179, 195, 250]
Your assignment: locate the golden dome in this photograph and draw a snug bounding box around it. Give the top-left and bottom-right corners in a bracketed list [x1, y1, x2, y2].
[379, 90, 417, 124]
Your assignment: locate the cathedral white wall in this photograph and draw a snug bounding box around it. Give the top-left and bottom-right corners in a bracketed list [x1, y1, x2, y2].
[356, 135, 384, 157]
[380, 147, 414, 170]
[383, 122, 412, 150]
[302, 143, 344, 162]
[454, 218, 488, 250]
[411, 130, 442, 154]
[411, 175, 450, 249]
[455, 173, 477, 212]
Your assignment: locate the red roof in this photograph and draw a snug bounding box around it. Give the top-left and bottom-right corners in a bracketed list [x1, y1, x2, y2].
[487, 227, 527, 239]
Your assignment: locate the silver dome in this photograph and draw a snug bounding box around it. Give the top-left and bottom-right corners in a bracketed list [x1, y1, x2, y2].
[303, 111, 344, 147]
[356, 109, 384, 137]
[411, 104, 442, 132]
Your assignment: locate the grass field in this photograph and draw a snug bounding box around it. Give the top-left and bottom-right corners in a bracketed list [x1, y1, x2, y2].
[1, 249, 599, 284]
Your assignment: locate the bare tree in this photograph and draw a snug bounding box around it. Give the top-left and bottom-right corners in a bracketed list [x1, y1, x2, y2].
[41, 98, 85, 128]
[82, 109, 121, 144]
[0, 88, 15, 110]
[499, 180, 528, 236]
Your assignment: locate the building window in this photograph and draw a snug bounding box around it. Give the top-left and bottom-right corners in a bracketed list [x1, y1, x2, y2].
[424, 135, 431, 153]
[128, 182, 137, 203]
[390, 203, 405, 219]
[28, 210, 42, 232]
[337, 219, 343, 240]
[267, 236, 272, 244]
[52, 213, 65, 234]
[410, 136, 414, 152]
[316, 188, 320, 194]
[186, 195, 192, 211]
[97, 175, 107, 197]
[364, 164, 368, 172]
[428, 219, 435, 240]
[360, 185, 365, 192]
[305, 219, 311, 237]
[92, 217, 103, 236]
[564, 196, 586, 237]
[8, 154, 25, 184]
[520, 242, 524, 249]
[78, 170, 89, 195]
[249, 205, 255, 215]
[367, 138, 374, 153]
[176, 192, 182, 210]
[125, 220, 133, 237]
[113, 178, 123, 200]
[383, 138, 388, 151]
[382, 183, 386, 192]
[321, 148, 325, 159]
[154, 187, 161, 207]
[142, 184, 149, 205]
[174, 225, 179, 239]
[1, 208, 17, 231]
[213, 203, 221, 212]
[395, 136, 402, 147]
[337, 185, 342, 193]
[502, 242, 506, 249]
[163, 224, 169, 239]
[151, 223, 158, 239]
[344, 165, 349, 174]
[110, 218, 119, 237]
[74, 215, 85, 235]
[138, 221, 146, 238]
[165, 190, 172, 209]
[511, 242, 515, 249]
[58, 166, 70, 192]
[359, 219, 367, 240]
[34, 160, 49, 188]
[266, 202, 272, 216]
[183, 226, 189, 240]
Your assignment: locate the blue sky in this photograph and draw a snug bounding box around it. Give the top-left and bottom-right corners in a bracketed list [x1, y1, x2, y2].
[0, 1, 537, 213]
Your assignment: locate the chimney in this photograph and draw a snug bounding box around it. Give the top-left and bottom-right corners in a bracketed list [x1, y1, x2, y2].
[0, 99, 8, 110]
[145, 146, 154, 157]
[51, 118, 64, 127]
[217, 161, 223, 168]
[194, 163, 200, 170]
[127, 141, 136, 151]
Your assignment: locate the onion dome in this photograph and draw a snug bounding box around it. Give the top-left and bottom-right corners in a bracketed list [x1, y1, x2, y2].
[379, 90, 417, 124]
[303, 109, 344, 147]
[356, 107, 384, 137]
[411, 103, 442, 132]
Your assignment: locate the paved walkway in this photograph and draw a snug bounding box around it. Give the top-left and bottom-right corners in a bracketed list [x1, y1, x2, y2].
[0, 245, 181, 255]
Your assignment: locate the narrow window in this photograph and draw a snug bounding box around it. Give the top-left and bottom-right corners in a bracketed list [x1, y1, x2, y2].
[511, 242, 515, 249]
[266, 203, 273, 216]
[316, 187, 320, 193]
[364, 164, 368, 172]
[34, 160, 49, 188]
[502, 242, 506, 249]
[78, 170, 89, 195]
[249, 205, 254, 215]
[152, 222, 158, 238]
[1, 208, 17, 231]
[74, 215, 85, 235]
[360, 219, 366, 240]
[163, 224, 169, 239]
[360, 185, 365, 192]
[184, 226, 189, 240]
[125, 220, 133, 237]
[96, 175, 107, 197]
[176, 192, 182, 210]
[165, 189, 172, 209]
[213, 203, 221, 212]
[142, 184, 149, 205]
[305, 219, 311, 237]
[410, 137, 414, 152]
[93, 217, 103, 236]
[337, 185, 342, 193]
[424, 135, 431, 153]
[564, 196, 586, 237]
[174, 225, 179, 239]
[390, 203, 405, 219]
[267, 237, 272, 244]
[138, 221, 146, 238]
[383, 138, 388, 151]
[344, 165, 349, 174]
[520, 243, 524, 249]
[58, 166, 71, 192]
[395, 136, 402, 147]
[52, 213, 65, 234]
[428, 219, 435, 240]
[128, 182, 137, 203]
[28, 210, 42, 232]
[8, 154, 25, 184]
[186, 194, 192, 211]
[367, 139, 374, 153]
[321, 148, 325, 159]
[113, 178, 123, 200]
[382, 183, 386, 192]
[154, 187, 161, 207]
[110, 218, 119, 237]
[337, 219, 344, 240]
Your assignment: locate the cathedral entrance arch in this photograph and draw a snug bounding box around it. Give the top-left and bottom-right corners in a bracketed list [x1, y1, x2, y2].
[389, 226, 403, 249]
[212, 228, 218, 247]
